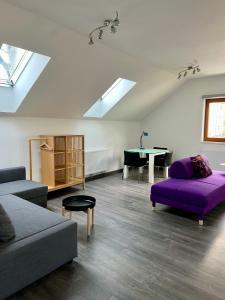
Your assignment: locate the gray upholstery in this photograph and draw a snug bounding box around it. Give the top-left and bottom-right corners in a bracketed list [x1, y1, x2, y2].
[26, 194, 47, 207]
[0, 166, 48, 207]
[0, 195, 67, 243]
[0, 180, 48, 199]
[0, 194, 77, 300]
[0, 166, 26, 183]
[0, 167, 77, 299]
[0, 203, 15, 242]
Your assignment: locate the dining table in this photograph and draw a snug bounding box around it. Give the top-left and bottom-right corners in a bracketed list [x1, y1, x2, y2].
[123, 148, 168, 184]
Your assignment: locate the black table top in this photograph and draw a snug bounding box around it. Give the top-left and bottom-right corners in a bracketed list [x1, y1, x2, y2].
[62, 195, 96, 211]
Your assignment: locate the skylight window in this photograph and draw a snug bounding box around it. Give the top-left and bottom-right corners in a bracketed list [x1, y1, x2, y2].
[84, 78, 136, 118]
[0, 43, 33, 87]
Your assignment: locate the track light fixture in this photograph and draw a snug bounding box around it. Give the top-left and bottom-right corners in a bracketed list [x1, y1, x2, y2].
[177, 64, 201, 79]
[88, 11, 120, 45]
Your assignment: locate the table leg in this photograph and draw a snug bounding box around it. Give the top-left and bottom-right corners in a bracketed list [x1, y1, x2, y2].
[164, 166, 169, 178]
[61, 207, 65, 216]
[148, 155, 155, 184]
[139, 166, 144, 174]
[87, 208, 91, 237]
[92, 207, 94, 226]
[123, 165, 129, 179]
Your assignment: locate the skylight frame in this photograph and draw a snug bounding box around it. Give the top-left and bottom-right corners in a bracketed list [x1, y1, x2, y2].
[0, 44, 33, 87]
[84, 77, 136, 118]
[101, 77, 122, 99]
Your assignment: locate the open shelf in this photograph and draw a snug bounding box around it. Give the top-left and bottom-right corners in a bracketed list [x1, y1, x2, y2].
[55, 167, 66, 171]
[40, 135, 85, 191]
[54, 151, 65, 155]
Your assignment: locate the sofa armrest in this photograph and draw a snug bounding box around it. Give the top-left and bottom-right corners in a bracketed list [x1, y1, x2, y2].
[0, 167, 26, 183]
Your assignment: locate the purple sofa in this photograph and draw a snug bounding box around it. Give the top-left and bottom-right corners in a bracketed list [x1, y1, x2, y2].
[150, 157, 225, 225]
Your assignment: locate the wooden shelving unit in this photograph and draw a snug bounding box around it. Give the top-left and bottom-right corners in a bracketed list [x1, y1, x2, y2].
[40, 135, 85, 191]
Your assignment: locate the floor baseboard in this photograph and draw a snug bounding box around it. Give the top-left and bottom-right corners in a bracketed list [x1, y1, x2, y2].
[85, 169, 123, 182]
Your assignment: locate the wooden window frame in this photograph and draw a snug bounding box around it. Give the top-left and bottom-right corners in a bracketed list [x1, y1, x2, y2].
[204, 98, 225, 142]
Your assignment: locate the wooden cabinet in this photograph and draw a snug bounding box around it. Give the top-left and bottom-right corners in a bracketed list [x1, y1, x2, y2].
[40, 135, 85, 191]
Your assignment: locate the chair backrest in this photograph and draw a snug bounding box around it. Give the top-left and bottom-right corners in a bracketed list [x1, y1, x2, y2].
[153, 146, 168, 160]
[153, 146, 168, 150]
[124, 151, 141, 166]
[165, 151, 173, 166]
[154, 148, 173, 167]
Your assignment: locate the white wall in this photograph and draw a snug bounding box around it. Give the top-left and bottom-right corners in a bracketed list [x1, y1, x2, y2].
[0, 117, 140, 180]
[141, 74, 225, 170]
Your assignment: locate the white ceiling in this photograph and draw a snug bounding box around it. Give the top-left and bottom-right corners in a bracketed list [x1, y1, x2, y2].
[1, 0, 225, 120]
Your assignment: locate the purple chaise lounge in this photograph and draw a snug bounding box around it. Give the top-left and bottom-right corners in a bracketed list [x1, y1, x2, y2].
[150, 157, 225, 225]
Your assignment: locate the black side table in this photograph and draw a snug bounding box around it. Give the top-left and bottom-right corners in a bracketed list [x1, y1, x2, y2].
[62, 195, 96, 238]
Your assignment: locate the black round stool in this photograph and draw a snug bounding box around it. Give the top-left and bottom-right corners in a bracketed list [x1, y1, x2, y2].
[62, 195, 96, 238]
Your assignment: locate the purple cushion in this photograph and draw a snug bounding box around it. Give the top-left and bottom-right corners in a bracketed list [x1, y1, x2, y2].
[191, 155, 212, 178]
[169, 157, 194, 179]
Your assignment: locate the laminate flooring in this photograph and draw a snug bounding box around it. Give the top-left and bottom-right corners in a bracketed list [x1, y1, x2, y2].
[9, 173, 225, 300]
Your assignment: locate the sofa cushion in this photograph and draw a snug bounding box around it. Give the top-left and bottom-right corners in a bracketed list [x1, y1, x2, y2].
[169, 157, 194, 179]
[0, 194, 68, 246]
[0, 180, 48, 200]
[151, 170, 225, 208]
[0, 167, 26, 184]
[191, 155, 212, 178]
[0, 204, 15, 242]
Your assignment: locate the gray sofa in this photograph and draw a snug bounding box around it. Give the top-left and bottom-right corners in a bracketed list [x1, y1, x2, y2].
[0, 167, 77, 300]
[0, 166, 48, 207]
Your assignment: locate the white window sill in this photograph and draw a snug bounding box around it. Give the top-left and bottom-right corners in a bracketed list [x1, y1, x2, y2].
[201, 140, 225, 145]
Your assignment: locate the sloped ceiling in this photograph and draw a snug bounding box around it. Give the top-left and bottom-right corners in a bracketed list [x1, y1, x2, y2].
[1, 0, 225, 120]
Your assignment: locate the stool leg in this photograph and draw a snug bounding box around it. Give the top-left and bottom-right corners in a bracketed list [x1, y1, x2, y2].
[92, 208, 95, 226]
[199, 219, 203, 226]
[62, 207, 65, 216]
[152, 201, 156, 211]
[87, 208, 91, 237]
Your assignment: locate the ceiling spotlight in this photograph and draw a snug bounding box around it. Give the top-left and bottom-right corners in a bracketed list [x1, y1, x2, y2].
[177, 63, 201, 80]
[113, 11, 120, 26]
[98, 29, 103, 39]
[88, 37, 94, 45]
[88, 11, 120, 45]
[111, 25, 117, 33]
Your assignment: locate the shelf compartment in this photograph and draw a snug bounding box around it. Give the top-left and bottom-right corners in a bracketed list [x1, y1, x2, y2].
[55, 152, 66, 169]
[67, 151, 83, 166]
[67, 136, 83, 151]
[55, 169, 67, 185]
[54, 136, 66, 152]
[67, 166, 84, 181]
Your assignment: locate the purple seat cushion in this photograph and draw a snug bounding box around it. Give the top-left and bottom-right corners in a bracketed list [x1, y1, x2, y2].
[169, 157, 194, 179]
[151, 170, 225, 209]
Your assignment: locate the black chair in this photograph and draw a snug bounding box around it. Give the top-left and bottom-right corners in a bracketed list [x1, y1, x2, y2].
[153, 147, 173, 178]
[123, 151, 148, 182]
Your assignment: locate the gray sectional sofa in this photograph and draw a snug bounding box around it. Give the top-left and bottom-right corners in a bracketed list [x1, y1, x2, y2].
[0, 167, 77, 300]
[0, 166, 47, 207]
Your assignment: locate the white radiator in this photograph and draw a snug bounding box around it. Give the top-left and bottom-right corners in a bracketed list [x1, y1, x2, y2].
[85, 148, 112, 176]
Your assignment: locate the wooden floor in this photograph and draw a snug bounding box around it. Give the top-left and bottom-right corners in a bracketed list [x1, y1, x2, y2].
[9, 173, 225, 300]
